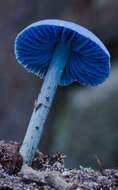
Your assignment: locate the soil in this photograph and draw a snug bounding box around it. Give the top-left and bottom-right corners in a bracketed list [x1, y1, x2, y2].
[0, 141, 118, 190]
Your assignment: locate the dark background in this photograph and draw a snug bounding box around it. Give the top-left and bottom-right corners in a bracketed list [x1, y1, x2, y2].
[0, 0, 118, 169]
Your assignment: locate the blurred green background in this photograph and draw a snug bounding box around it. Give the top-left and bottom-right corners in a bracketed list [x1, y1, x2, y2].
[0, 0, 118, 169]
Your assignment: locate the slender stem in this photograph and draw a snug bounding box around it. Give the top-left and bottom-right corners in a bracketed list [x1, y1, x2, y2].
[20, 41, 71, 165]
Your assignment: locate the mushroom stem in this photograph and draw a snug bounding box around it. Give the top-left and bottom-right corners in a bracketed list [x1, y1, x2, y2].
[20, 42, 71, 165]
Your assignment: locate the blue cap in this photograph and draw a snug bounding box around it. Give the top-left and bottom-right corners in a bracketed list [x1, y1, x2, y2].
[15, 19, 110, 86]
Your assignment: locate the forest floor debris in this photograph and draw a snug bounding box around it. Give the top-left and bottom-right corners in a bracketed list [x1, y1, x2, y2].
[0, 141, 118, 190]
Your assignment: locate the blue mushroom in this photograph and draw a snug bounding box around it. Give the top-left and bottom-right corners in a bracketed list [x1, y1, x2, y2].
[15, 19, 110, 165]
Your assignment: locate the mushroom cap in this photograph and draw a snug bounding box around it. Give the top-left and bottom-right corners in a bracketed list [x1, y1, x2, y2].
[15, 19, 110, 86]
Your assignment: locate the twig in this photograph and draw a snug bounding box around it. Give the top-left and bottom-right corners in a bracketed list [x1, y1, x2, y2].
[20, 165, 83, 190]
[96, 156, 106, 176]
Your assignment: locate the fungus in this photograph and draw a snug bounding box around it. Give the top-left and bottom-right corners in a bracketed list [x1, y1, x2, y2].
[15, 19, 110, 165]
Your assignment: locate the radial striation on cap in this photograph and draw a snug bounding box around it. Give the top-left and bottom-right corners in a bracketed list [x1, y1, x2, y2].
[15, 19, 110, 86]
